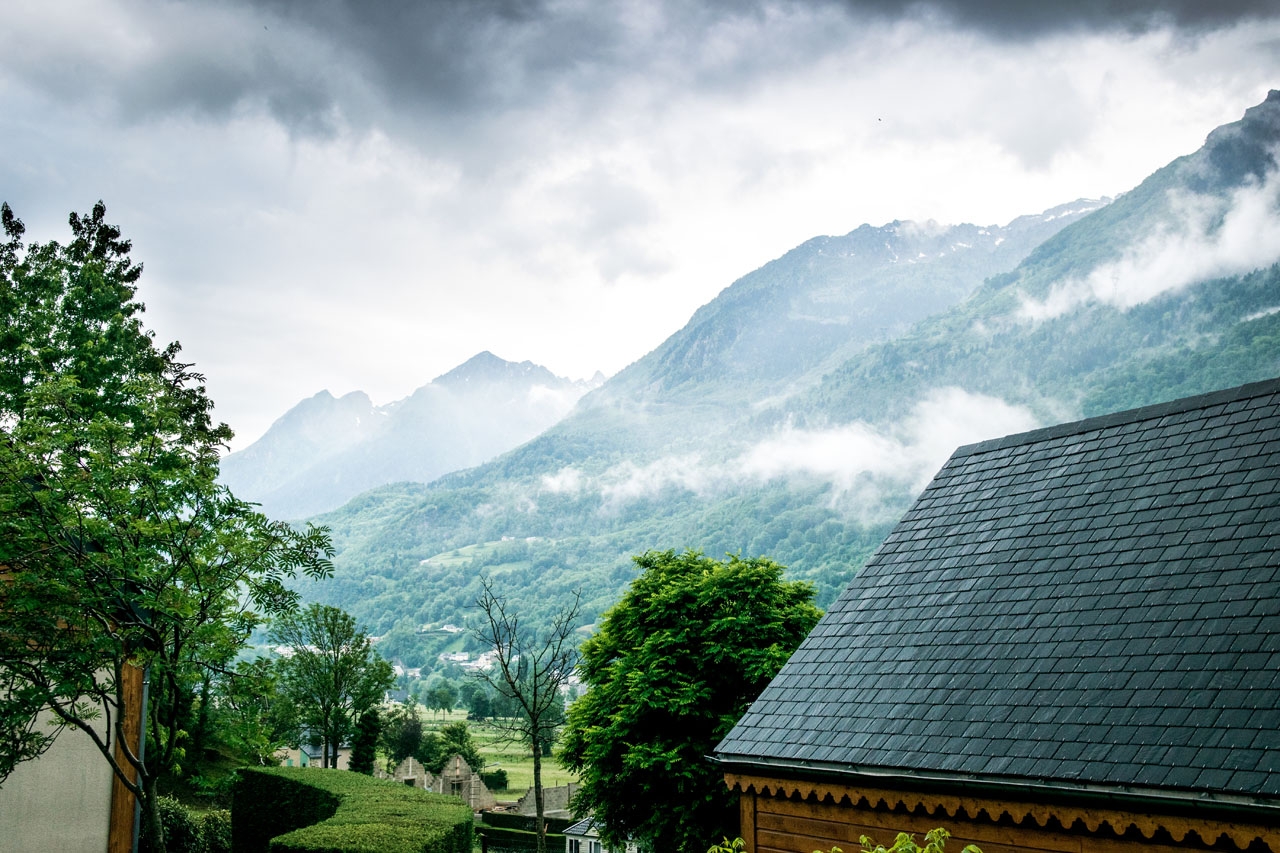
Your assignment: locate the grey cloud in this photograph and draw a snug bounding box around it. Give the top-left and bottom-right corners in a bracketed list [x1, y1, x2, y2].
[838, 0, 1280, 38]
[10, 0, 1278, 147]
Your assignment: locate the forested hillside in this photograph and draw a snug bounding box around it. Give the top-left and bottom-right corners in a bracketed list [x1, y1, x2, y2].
[305, 92, 1280, 672]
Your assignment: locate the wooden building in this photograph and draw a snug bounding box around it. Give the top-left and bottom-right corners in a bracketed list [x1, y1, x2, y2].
[714, 379, 1280, 853]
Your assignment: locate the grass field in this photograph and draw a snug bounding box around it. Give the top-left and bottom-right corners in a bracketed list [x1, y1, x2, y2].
[420, 710, 578, 798]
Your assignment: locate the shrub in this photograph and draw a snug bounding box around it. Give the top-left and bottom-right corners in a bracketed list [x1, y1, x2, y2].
[475, 824, 565, 853]
[480, 768, 508, 791]
[143, 796, 203, 853]
[233, 766, 473, 853]
[200, 810, 232, 853]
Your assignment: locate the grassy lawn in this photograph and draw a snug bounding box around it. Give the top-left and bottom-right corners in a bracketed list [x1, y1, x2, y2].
[420, 710, 578, 798]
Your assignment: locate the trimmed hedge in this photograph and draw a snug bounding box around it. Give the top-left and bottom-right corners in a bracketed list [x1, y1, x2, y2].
[233, 767, 473, 853]
[476, 824, 565, 853]
[478, 812, 575, 834]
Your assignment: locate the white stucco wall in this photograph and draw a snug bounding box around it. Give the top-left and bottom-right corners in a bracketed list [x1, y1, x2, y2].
[0, 712, 115, 853]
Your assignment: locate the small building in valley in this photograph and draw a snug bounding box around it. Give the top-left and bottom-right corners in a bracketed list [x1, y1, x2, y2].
[714, 378, 1280, 853]
[436, 754, 497, 810]
[380, 754, 496, 809]
[563, 817, 639, 853]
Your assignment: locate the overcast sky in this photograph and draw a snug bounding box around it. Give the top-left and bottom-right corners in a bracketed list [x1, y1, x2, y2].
[3, 0, 1279, 448]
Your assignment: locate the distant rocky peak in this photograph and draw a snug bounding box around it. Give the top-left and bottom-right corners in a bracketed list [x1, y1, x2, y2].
[1005, 198, 1111, 232]
[432, 351, 562, 388]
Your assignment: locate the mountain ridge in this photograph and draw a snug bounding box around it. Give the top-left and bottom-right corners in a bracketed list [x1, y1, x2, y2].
[220, 352, 603, 519]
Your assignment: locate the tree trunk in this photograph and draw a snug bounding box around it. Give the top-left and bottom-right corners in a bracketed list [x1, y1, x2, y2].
[191, 673, 213, 760]
[532, 740, 546, 853]
[140, 775, 166, 853]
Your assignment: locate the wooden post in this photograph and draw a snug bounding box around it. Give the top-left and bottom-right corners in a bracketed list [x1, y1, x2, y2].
[740, 789, 757, 853]
[108, 663, 143, 853]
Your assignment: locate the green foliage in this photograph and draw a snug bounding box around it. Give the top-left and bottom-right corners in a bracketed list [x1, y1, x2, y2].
[144, 796, 203, 853]
[475, 824, 565, 851]
[562, 550, 821, 853]
[480, 768, 508, 790]
[709, 828, 980, 853]
[200, 810, 232, 853]
[435, 721, 483, 774]
[232, 766, 472, 853]
[0, 201, 333, 852]
[854, 828, 980, 853]
[706, 839, 744, 853]
[271, 604, 395, 768]
[139, 797, 231, 853]
[380, 701, 431, 769]
[206, 657, 300, 766]
[349, 708, 381, 775]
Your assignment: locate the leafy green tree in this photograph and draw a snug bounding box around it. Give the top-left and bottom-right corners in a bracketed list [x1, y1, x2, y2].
[270, 604, 394, 768]
[562, 550, 821, 853]
[465, 690, 493, 721]
[208, 657, 299, 766]
[348, 708, 381, 775]
[427, 681, 457, 718]
[381, 700, 426, 769]
[435, 720, 482, 773]
[0, 201, 334, 853]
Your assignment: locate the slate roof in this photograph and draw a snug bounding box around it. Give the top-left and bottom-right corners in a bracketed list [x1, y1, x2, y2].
[715, 378, 1280, 805]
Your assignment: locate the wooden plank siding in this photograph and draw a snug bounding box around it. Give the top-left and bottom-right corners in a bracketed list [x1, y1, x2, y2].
[728, 774, 1278, 853]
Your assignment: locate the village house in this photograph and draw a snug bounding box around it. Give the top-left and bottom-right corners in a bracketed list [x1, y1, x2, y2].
[563, 817, 639, 853]
[277, 741, 353, 771]
[714, 378, 1280, 853]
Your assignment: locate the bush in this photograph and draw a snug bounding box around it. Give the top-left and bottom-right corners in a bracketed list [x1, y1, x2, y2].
[143, 796, 203, 853]
[479, 769, 508, 791]
[233, 766, 473, 853]
[478, 812, 574, 835]
[475, 824, 565, 853]
[200, 810, 232, 853]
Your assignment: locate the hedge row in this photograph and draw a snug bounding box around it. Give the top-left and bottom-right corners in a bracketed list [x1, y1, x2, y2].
[476, 824, 566, 853]
[478, 811, 575, 834]
[233, 767, 473, 853]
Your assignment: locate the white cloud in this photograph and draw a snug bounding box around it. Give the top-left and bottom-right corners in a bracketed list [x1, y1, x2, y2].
[541, 388, 1040, 517]
[742, 388, 1040, 498]
[1019, 161, 1280, 321]
[599, 455, 716, 511]
[540, 467, 584, 495]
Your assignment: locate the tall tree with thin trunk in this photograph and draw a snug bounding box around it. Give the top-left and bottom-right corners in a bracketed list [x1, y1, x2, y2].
[471, 577, 580, 853]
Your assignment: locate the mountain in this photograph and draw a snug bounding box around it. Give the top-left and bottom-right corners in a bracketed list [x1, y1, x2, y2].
[304, 92, 1280, 674]
[220, 352, 603, 519]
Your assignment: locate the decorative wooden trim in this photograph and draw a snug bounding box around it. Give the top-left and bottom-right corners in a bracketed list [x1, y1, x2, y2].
[108, 663, 143, 853]
[724, 772, 1280, 852]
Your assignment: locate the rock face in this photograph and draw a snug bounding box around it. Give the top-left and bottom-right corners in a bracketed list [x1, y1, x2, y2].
[219, 352, 602, 519]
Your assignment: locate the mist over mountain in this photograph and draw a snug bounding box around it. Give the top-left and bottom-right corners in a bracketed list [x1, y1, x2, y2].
[220, 352, 603, 519]
[301, 92, 1280, 670]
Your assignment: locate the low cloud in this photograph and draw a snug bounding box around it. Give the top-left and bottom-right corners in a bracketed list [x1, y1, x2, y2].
[536, 388, 1039, 519]
[540, 466, 584, 494]
[599, 454, 716, 511]
[1019, 163, 1280, 321]
[742, 387, 1039, 498]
